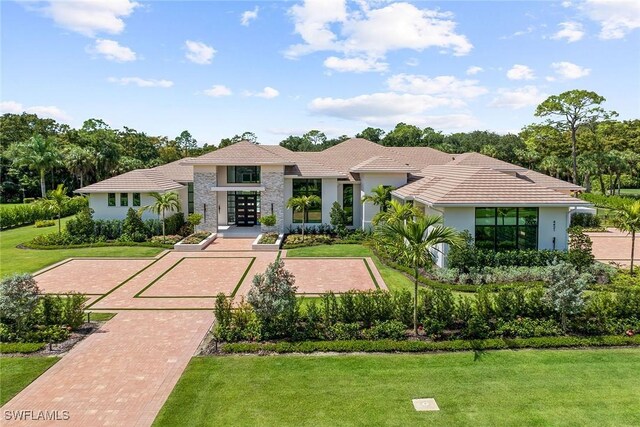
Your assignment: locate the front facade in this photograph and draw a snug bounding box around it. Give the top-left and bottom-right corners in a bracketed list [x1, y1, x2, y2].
[78, 138, 589, 266]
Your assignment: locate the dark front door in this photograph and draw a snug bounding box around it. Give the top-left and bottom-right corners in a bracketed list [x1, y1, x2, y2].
[235, 194, 257, 226]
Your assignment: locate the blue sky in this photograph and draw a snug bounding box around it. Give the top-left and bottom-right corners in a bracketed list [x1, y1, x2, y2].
[2, 0, 639, 145]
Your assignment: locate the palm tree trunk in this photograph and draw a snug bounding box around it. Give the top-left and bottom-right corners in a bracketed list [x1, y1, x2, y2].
[58, 212, 61, 234]
[301, 208, 306, 242]
[414, 267, 419, 335]
[162, 211, 166, 242]
[570, 128, 578, 185]
[40, 169, 46, 198]
[631, 229, 636, 276]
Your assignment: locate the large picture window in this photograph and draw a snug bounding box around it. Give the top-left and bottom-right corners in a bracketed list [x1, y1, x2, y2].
[343, 184, 353, 226]
[475, 207, 538, 251]
[292, 179, 322, 223]
[227, 166, 260, 184]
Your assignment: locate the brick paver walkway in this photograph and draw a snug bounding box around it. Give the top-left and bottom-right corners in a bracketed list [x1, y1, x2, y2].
[587, 229, 640, 267]
[2, 311, 213, 426]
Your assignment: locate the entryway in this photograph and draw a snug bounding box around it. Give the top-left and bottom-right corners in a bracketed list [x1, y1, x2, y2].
[235, 193, 258, 226]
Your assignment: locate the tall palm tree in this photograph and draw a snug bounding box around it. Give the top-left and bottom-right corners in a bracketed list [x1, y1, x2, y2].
[612, 200, 640, 275]
[9, 135, 61, 197]
[45, 184, 69, 233]
[143, 192, 181, 242]
[286, 195, 321, 241]
[362, 184, 394, 213]
[376, 216, 463, 334]
[63, 145, 94, 188]
[372, 199, 422, 226]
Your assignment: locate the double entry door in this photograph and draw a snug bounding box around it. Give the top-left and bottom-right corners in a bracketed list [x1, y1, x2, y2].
[235, 193, 258, 226]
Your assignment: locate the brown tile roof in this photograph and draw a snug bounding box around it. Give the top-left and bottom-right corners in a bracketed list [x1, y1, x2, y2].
[516, 169, 584, 191]
[350, 156, 418, 173]
[75, 169, 184, 193]
[183, 141, 295, 165]
[152, 158, 194, 182]
[449, 152, 526, 171]
[393, 165, 589, 206]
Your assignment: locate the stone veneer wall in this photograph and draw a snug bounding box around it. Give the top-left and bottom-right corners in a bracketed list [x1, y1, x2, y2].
[260, 169, 285, 233]
[194, 171, 217, 232]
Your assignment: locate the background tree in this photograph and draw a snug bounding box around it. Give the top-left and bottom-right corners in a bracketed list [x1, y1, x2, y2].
[8, 135, 61, 197]
[356, 127, 385, 143]
[535, 90, 617, 184]
[143, 191, 181, 242]
[612, 200, 640, 275]
[174, 130, 198, 157]
[63, 145, 94, 188]
[362, 185, 394, 213]
[376, 216, 462, 334]
[286, 195, 321, 241]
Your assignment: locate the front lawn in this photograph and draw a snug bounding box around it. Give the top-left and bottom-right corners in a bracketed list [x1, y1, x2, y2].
[0, 217, 164, 277]
[0, 357, 59, 405]
[286, 244, 414, 293]
[154, 349, 640, 426]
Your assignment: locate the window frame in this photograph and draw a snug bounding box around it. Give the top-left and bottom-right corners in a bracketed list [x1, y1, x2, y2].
[227, 166, 261, 184]
[120, 193, 128, 207]
[108, 193, 116, 207]
[132, 193, 141, 207]
[474, 207, 539, 251]
[342, 184, 354, 226]
[292, 179, 322, 224]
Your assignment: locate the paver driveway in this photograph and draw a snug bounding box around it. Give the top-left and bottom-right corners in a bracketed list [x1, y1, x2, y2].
[587, 229, 640, 267]
[2, 311, 212, 426]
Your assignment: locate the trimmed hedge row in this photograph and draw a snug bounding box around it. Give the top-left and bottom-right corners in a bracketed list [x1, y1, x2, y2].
[22, 240, 173, 250]
[0, 197, 88, 229]
[220, 335, 640, 354]
[0, 342, 46, 354]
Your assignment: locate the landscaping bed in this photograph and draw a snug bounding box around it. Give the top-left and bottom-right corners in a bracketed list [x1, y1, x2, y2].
[252, 232, 283, 251]
[174, 231, 216, 251]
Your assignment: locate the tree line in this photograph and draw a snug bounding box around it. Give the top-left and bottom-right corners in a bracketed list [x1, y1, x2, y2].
[1, 90, 638, 202]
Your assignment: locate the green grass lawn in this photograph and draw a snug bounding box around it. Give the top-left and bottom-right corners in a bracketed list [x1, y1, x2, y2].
[619, 188, 640, 195]
[287, 244, 414, 293]
[0, 357, 59, 405]
[154, 349, 640, 427]
[0, 217, 164, 277]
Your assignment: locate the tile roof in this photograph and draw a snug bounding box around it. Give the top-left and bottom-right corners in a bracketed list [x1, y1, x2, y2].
[152, 157, 194, 182]
[449, 152, 526, 171]
[75, 169, 184, 193]
[350, 156, 418, 173]
[183, 140, 295, 165]
[393, 165, 589, 206]
[516, 169, 584, 192]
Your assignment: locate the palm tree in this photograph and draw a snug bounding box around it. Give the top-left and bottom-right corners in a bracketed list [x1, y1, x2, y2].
[362, 184, 394, 213]
[372, 200, 423, 226]
[612, 200, 640, 275]
[63, 145, 94, 188]
[143, 192, 181, 242]
[286, 195, 321, 241]
[45, 184, 69, 233]
[9, 135, 61, 197]
[376, 216, 463, 334]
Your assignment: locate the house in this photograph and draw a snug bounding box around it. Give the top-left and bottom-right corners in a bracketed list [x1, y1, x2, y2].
[77, 138, 589, 265]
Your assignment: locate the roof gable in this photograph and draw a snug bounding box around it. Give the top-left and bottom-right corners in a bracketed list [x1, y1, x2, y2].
[185, 141, 295, 165]
[75, 169, 184, 193]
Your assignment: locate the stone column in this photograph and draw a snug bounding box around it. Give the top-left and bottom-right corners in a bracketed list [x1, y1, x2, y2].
[260, 167, 285, 233]
[194, 169, 217, 232]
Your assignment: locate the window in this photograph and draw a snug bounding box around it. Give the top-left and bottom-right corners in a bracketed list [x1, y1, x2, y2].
[475, 207, 538, 251]
[292, 179, 322, 223]
[227, 166, 260, 184]
[187, 183, 194, 214]
[120, 193, 128, 207]
[227, 191, 260, 224]
[133, 193, 141, 207]
[108, 193, 116, 207]
[343, 184, 353, 226]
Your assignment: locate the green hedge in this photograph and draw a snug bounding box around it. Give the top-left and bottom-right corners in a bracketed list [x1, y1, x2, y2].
[220, 335, 640, 354]
[22, 240, 173, 250]
[0, 342, 46, 354]
[0, 197, 88, 229]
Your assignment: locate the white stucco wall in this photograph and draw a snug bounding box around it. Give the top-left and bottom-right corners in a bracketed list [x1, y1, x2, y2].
[360, 173, 408, 230]
[88, 190, 185, 220]
[321, 178, 338, 225]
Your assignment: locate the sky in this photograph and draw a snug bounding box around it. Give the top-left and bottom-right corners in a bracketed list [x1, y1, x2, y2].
[1, 0, 639, 146]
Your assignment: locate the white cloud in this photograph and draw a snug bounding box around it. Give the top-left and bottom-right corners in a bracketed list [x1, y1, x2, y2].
[501, 25, 535, 39]
[43, 0, 139, 37]
[241, 6, 259, 26]
[184, 40, 215, 65]
[489, 86, 547, 109]
[0, 101, 71, 121]
[286, 1, 472, 73]
[582, 0, 640, 39]
[89, 39, 136, 62]
[547, 61, 591, 80]
[552, 21, 585, 42]
[204, 85, 232, 97]
[323, 56, 388, 73]
[507, 64, 535, 80]
[244, 87, 280, 99]
[107, 77, 174, 88]
[387, 74, 488, 99]
[466, 66, 483, 75]
[405, 57, 419, 67]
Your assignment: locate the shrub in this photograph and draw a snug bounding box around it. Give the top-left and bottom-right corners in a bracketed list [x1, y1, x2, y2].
[187, 213, 203, 227]
[0, 274, 40, 333]
[65, 208, 95, 242]
[247, 260, 298, 338]
[495, 318, 561, 338]
[259, 214, 277, 227]
[23, 198, 35, 204]
[41, 294, 63, 326]
[122, 208, 148, 242]
[180, 232, 211, 244]
[330, 201, 348, 237]
[0, 196, 87, 229]
[34, 219, 55, 228]
[94, 219, 123, 240]
[327, 322, 361, 340]
[568, 228, 595, 271]
[0, 342, 46, 354]
[544, 262, 590, 332]
[258, 232, 278, 244]
[363, 320, 406, 340]
[570, 213, 601, 228]
[150, 235, 182, 244]
[283, 234, 332, 248]
[164, 213, 185, 236]
[62, 293, 85, 328]
[23, 325, 70, 343]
